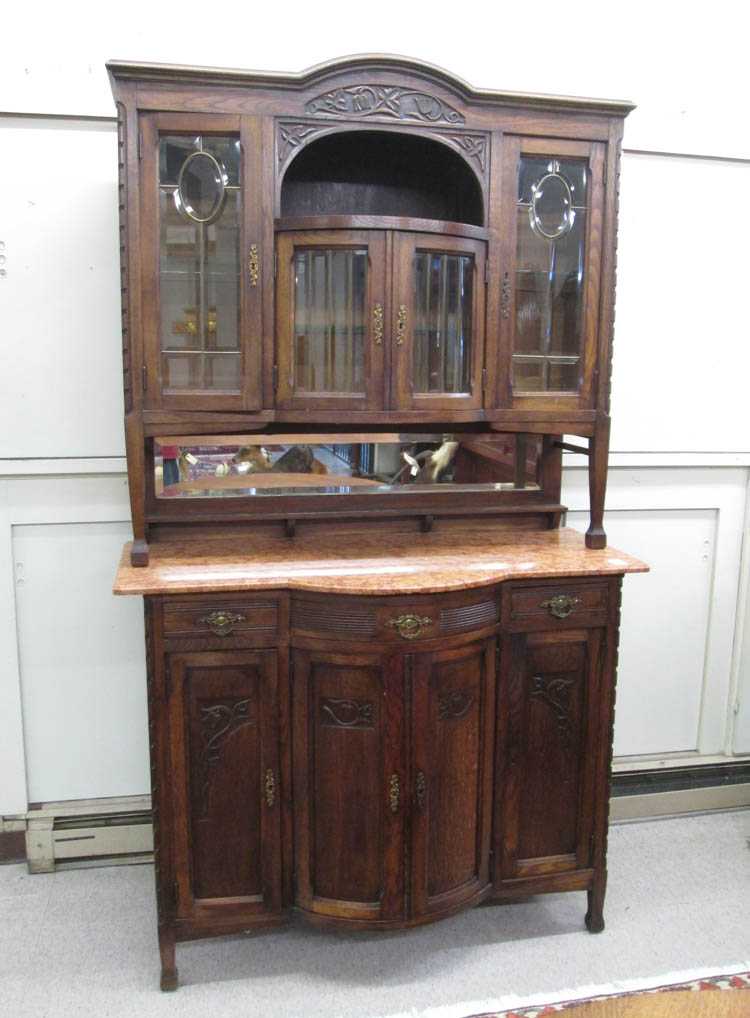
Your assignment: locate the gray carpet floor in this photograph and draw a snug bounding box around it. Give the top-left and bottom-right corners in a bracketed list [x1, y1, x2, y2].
[1, 811, 748, 1018]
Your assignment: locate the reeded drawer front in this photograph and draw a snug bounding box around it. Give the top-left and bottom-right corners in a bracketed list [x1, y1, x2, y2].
[292, 589, 499, 644]
[163, 598, 279, 640]
[503, 580, 609, 630]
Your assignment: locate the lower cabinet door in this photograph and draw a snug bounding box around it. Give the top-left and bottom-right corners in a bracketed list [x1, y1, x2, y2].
[495, 628, 603, 882]
[292, 648, 406, 923]
[411, 638, 496, 917]
[167, 649, 282, 923]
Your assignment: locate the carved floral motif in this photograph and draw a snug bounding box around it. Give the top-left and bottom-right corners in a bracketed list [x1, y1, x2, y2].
[320, 697, 374, 728]
[198, 698, 254, 816]
[305, 85, 465, 125]
[530, 674, 576, 746]
[438, 688, 474, 721]
[277, 121, 320, 164]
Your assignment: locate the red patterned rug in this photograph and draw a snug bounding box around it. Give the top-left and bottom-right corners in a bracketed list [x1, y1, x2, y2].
[464, 971, 750, 1017]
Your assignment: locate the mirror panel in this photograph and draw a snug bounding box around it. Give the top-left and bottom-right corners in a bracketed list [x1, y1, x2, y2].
[154, 433, 541, 499]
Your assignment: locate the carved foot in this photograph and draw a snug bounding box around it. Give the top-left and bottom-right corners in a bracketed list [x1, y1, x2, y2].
[131, 539, 150, 567]
[160, 968, 179, 992]
[585, 910, 605, 933]
[585, 528, 607, 550]
[159, 928, 177, 991]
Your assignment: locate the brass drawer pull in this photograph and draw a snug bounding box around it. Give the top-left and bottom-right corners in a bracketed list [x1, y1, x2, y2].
[373, 302, 384, 345]
[386, 613, 433, 640]
[198, 610, 247, 636]
[264, 769, 276, 808]
[248, 244, 259, 286]
[389, 773, 400, 813]
[415, 770, 427, 813]
[396, 304, 407, 345]
[540, 594, 581, 620]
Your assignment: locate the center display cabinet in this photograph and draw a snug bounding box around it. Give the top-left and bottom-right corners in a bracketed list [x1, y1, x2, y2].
[109, 55, 647, 990]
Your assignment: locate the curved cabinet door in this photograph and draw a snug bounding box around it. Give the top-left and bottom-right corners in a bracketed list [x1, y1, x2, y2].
[410, 638, 496, 918]
[167, 649, 283, 925]
[292, 648, 406, 923]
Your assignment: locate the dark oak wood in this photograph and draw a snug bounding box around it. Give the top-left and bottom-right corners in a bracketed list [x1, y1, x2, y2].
[109, 55, 638, 989]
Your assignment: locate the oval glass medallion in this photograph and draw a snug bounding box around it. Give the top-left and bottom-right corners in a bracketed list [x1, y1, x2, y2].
[529, 172, 574, 240]
[175, 151, 226, 223]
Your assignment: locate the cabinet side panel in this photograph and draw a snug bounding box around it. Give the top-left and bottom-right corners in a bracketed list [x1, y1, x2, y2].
[311, 663, 384, 904]
[185, 662, 263, 900]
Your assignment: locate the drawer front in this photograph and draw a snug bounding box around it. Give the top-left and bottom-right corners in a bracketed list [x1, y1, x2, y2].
[503, 580, 609, 630]
[163, 597, 279, 643]
[292, 589, 499, 644]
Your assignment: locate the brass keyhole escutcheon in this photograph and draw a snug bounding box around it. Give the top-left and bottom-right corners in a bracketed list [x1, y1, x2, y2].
[396, 304, 407, 346]
[389, 773, 400, 813]
[373, 302, 384, 345]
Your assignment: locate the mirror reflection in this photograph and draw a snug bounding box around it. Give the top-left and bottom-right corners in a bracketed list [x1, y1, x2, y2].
[154, 433, 541, 498]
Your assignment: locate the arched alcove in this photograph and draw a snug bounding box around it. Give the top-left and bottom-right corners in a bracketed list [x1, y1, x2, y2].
[280, 131, 484, 226]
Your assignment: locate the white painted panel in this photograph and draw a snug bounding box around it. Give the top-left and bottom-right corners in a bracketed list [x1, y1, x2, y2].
[0, 118, 123, 458]
[1, 3, 748, 157]
[13, 522, 148, 802]
[612, 153, 750, 453]
[567, 508, 715, 756]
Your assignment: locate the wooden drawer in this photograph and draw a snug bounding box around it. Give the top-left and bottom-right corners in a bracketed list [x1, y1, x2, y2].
[292, 588, 499, 645]
[502, 580, 609, 631]
[162, 595, 280, 645]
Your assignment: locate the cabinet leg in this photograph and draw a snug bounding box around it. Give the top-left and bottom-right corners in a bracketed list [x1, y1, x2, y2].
[585, 417, 610, 550]
[159, 927, 178, 991]
[585, 873, 606, 933]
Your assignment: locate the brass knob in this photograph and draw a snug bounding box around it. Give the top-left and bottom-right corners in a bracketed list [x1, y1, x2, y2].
[386, 614, 433, 640]
[540, 594, 581, 620]
[198, 609, 246, 636]
[396, 304, 407, 346]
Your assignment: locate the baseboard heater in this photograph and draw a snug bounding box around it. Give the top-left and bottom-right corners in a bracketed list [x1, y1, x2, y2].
[15, 764, 750, 872]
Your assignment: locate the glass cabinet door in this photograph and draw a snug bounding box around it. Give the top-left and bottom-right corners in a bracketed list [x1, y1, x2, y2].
[499, 138, 604, 411]
[392, 234, 485, 411]
[275, 231, 386, 410]
[140, 114, 262, 410]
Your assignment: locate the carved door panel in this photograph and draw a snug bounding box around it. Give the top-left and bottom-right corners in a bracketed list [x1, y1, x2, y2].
[275, 230, 387, 410]
[410, 638, 496, 917]
[495, 628, 603, 882]
[391, 233, 486, 411]
[167, 650, 282, 922]
[292, 648, 406, 922]
[140, 113, 264, 411]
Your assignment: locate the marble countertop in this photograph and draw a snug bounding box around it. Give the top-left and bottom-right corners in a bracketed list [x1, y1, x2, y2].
[113, 527, 648, 597]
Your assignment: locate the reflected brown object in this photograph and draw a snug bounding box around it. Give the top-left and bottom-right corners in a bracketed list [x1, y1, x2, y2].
[108, 55, 643, 990]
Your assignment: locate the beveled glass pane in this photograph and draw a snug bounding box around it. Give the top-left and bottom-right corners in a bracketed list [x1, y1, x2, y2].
[158, 136, 241, 394]
[159, 136, 200, 185]
[293, 249, 367, 394]
[202, 137, 241, 186]
[413, 252, 473, 394]
[513, 156, 588, 393]
[154, 433, 542, 498]
[177, 151, 226, 223]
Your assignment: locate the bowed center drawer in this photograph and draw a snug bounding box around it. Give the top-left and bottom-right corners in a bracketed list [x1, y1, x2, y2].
[292, 589, 499, 644]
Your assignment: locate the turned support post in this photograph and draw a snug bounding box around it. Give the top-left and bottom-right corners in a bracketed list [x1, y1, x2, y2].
[586, 416, 610, 549]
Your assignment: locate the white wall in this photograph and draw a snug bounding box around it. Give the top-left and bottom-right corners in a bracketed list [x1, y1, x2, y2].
[1, 1, 748, 814]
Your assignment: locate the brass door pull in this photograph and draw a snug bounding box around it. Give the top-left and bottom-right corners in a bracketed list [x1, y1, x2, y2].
[389, 773, 400, 813]
[264, 769, 276, 808]
[540, 594, 581, 619]
[198, 610, 246, 636]
[396, 304, 407, 345]
[386, 614, 433, 640]
[248, 244, 259, 286]
[373, 302, 384, 345]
